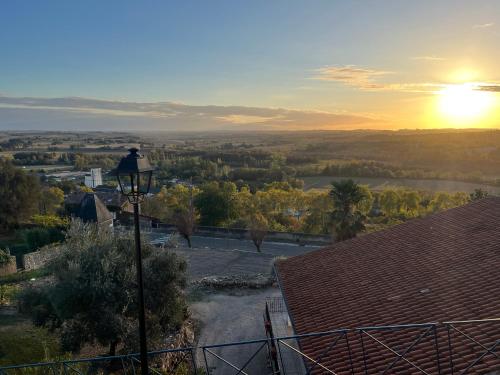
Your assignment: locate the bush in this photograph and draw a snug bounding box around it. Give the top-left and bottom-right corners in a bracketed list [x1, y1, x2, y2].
[0, 248, 11, 264]
[21, 220, 188, 355]
[31, 215, 69, 228]
[20, 227, 65, 251]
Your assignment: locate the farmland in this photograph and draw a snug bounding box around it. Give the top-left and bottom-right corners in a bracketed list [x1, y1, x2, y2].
[302, 176, 500, 194]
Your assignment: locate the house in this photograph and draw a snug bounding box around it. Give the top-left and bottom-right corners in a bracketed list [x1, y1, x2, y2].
[65, 188, 132, 221]
[74, 193, 113, 228]
[84, 168, 103, 188]
[274, 197, 500, 374]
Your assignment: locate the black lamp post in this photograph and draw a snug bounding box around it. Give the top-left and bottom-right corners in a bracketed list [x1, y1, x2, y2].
[115, 148, 153, 375]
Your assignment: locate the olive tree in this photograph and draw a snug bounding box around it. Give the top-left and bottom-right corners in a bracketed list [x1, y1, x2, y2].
[20, 220, 187, 355]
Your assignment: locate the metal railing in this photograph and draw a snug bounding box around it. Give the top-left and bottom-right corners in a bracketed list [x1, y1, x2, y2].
[445, 318, 500, 375]
[0, 347, 197, 375]
[1, 319, 498, 375]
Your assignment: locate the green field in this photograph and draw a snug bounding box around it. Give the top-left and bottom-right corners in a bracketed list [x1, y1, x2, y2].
[302, 176, 500, 194]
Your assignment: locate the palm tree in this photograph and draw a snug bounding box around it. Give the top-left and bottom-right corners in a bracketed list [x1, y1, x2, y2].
[330, 179, 367, 241]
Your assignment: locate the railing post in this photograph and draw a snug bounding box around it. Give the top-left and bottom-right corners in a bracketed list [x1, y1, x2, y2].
[202, 347, 210, 375]
[129, 356, 137, 375]
[276, 338, 287, 375]
[344, 332, 355, 375]
[446, 324, 455, 375]
[190, 348, 198, 375]
[433, 324, 442, 375]
[120, 357, 127, 375]
[359, 329, 369, 375]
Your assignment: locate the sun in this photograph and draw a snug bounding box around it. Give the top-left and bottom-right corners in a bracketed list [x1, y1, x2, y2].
[437, 83, 494, 125]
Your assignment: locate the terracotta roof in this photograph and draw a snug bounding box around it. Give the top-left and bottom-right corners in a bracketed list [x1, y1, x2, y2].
[276, 197, 500, 374]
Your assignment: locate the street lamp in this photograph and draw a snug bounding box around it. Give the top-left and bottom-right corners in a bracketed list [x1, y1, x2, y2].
[115, 147, 153, 375]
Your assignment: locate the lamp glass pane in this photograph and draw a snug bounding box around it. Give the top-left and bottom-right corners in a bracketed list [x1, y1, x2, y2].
[117, 173, 134, 195]
[138, 171, 152, 195]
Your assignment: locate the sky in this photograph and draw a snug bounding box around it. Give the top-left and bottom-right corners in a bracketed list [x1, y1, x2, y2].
[1, 0, 499, 131]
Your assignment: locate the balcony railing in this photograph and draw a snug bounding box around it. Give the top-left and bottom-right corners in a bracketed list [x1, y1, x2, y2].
[0, 319, 498, 375]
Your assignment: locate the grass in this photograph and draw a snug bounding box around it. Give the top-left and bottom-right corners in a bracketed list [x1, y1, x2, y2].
[0, 324, 62, 366]
[0, 268, 50, 285]
[0, 284, 21, 305]
[0, 265, 57, 368]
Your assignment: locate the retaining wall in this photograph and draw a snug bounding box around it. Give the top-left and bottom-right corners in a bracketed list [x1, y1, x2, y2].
[23, 245, 62, 270]
[154, 223, 332, 245]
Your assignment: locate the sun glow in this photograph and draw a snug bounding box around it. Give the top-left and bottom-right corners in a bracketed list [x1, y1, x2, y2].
[437, 83, 494, 125]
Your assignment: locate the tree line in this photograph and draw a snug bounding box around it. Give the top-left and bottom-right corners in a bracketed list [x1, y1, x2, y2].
[0, 157, 486, 252]
[141, 179, 479, 250]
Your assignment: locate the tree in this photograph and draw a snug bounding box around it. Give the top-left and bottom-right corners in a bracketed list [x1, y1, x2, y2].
[357, 185, 374, 215]
[141, 186, 170, 220]
[430, 192, 455, 211]
[20, 220, 187, 355]
[195, 182, 238, 226]
[0, 159, 41, 230]
[302, 191, 333, 234]
[39, 187, 64, 215]
[141, 184, 200, 226]
[31, 214, 69, 228]
[401, 190, 420, 215]
[79, 185, 94, 193]
[470, 188, 488, 201]
[329, 179, 367, 241]
[248, 213, 268, 252]
[53, 180, 77, 194]
[379, 189, 400, 215]
[173, 186, 198, 248]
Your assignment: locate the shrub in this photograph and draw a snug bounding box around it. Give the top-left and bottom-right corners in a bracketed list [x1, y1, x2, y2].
[21, 220, 188, 355]
[31, 215, 69, 228]
[20, 227, 65, 251]
[0, 248, 11, 265]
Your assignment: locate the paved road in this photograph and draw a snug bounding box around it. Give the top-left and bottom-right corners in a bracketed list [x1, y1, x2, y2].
[149, 232, 321, 257]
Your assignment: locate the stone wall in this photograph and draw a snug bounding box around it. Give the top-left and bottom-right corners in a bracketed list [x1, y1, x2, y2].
[0, 256, 17, 276]
[23, 245, 62, 270]
[154, 224, 332, 245]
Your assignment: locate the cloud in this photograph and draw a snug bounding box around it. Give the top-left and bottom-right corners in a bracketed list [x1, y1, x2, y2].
[0, 95, 380, 131]
[476, 84, 500, 92]
[473, 22, 494, 29]
[215, 114, 280, 124]
[411, 56, 445, 61]
[313, 65, 391, 90]
[312, 65, 500, 95]
[313, 65, 441, 93]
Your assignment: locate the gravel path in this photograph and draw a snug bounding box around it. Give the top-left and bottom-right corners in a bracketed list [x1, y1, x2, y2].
[190, 288, 281, 375]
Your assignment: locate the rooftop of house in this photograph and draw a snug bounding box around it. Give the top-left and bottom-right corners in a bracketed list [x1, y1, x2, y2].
[76, 193, 114, 224]
[275, 197, 500, 374]
[65, 189, 128, 209]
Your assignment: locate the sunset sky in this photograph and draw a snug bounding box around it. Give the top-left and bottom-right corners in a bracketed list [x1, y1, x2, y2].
[1, 0, 499, 131]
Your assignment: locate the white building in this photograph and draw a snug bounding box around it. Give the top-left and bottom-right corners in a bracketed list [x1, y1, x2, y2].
[84, 168, 103, 188]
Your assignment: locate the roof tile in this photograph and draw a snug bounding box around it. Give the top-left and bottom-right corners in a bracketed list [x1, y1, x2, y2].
[276, 198, 500, 374]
